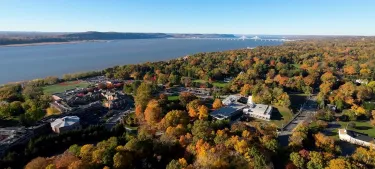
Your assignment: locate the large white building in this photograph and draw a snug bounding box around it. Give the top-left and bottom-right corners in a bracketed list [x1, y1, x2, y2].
[211, 95, 273, 121]
[339, 129, 375, 147]
[50, 116, 81, 134]
[243, 96, 273, 120]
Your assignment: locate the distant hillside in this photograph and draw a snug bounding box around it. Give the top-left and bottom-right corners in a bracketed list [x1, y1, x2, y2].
[0, 31, 237, 45]
[60, 31, 172, 40]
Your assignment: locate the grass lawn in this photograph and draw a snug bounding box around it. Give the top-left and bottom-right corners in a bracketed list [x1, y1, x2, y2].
[168, 95, 179, 101]
[270, 105, 293, 128]
[212, 81, 229, 88]
[337, 121, 375, 138]
[192, 79, 229, 88]
[193, 79, 206, 83]
[43, 80, 89, 94]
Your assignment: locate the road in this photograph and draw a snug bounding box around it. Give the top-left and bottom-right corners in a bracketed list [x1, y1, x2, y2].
[104, 104, 133, 129]
[278, 96, 318, 146]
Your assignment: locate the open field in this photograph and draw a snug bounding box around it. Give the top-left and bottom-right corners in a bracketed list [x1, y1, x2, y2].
[43, 80, 90, 94]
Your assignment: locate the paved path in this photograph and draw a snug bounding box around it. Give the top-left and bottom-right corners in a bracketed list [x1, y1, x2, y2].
[278, 96, 318, 146]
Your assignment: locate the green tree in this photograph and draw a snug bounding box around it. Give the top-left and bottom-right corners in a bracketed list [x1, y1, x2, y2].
[192, 120, 212, 141]
[68, 144, 81, 157]
[9, 101, 24, 116]
[290, 152, 305, 168]
[179, 92, 197, 107]
[135, 82, 152, 110]
[306, 151, 324, 169]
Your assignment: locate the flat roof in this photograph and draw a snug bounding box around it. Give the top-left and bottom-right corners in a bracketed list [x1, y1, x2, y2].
[347, 130, 375, 142]
[251, 104, 272, 115]
[211, 103, 246, 118]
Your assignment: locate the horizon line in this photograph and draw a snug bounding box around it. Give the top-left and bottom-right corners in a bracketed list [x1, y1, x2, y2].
[0, 30, 374, 37]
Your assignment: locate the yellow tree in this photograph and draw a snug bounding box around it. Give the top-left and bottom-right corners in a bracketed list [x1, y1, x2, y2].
[144, 99, 162, 125]
[234, 140, 249, 154]
[314, 133, 335, 152]
[80, 144, 95, 162]
[240, 84, 252, 96]
[212, 99, 223, 109]
[198, 105, 209, 120]
[326, 158, 350, 169]
[187, 99, 201, 118]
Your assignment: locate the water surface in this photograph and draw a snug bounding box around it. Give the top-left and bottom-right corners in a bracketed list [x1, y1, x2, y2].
[0, 39, 282, 84]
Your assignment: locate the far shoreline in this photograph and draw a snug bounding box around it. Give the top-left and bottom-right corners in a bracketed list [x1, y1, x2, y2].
[0, 40, 111, 47]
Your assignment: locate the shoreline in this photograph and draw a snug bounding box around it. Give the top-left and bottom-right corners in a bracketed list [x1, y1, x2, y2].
[0, 40, 111, 47]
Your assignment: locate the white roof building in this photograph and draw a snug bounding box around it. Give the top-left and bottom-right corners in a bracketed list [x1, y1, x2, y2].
[243, 96, 273, 120]
[211, 95, 273, 121]
[50, 116, 81, 133]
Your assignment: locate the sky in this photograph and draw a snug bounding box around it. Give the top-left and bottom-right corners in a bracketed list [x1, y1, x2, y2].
[0, 0, 374, 35]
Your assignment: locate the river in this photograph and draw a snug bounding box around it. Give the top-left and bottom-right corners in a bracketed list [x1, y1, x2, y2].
[0, 39, 282, 84]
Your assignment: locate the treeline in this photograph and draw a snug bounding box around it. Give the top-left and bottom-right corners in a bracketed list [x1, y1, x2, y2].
[0, 83, 51, 126]
[62, 71, 103, 81]
[0, 32, 239, 45]
[0, 38, 68, 45]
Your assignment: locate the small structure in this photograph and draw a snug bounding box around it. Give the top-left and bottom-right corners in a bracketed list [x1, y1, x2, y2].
[339, 129, 375, 147]
[50, 116, 81, 133]
[355, 79, 369, 85]
[327, 104, 337, 111]
[243, 96, 273, 120]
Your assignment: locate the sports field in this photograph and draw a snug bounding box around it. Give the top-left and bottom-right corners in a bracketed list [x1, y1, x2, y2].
[43, 80, 89, 94]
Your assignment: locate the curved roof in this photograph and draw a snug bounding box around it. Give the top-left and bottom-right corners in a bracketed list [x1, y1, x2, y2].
[51, 116, 80, 128]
